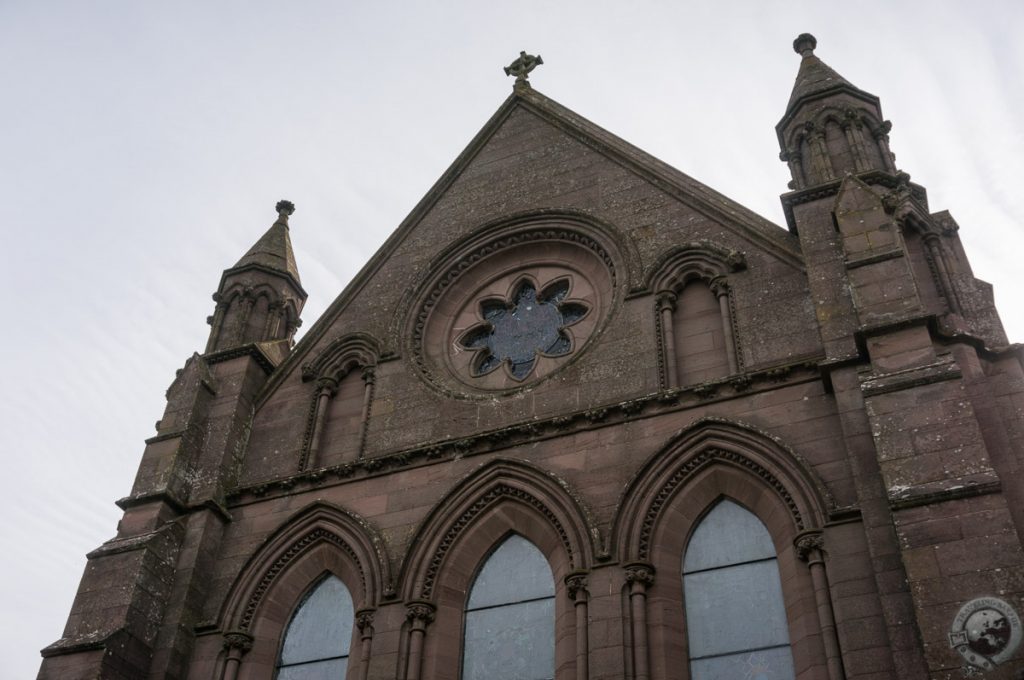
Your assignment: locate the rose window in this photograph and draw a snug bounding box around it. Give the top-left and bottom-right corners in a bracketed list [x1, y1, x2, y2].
[409, 224, 618, 396]
[457, 278, 589, 381]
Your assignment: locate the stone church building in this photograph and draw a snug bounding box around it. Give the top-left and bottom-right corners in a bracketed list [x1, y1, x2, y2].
[41, 35, 1024, 680]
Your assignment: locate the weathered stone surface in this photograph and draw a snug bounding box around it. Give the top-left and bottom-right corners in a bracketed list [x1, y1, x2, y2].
[41, 37, 1024, 680]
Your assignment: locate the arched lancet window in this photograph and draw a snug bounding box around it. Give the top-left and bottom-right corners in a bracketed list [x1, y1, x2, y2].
[462, 534, 555, 680]
[276, 575, 354, 679]
[683, 500, 795, 680]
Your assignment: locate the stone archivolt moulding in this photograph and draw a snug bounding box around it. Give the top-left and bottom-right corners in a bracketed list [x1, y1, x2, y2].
[612, 417, 833, 563]
[399, 458, 598, 602]
[407, 217, 623, 398]
[219, 502, 392, 633]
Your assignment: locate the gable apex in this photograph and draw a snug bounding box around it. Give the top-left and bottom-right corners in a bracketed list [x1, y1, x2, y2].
[257, 85, 804, 403]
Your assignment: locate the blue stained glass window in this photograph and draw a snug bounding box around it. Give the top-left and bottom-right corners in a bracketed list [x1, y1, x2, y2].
[276, 575, 354, 680]
[462, 535, 555, 680]
[683, 500, 795, 680]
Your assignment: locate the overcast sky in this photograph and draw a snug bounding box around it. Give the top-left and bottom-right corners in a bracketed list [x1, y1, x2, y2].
[3, 2, 1022, 676]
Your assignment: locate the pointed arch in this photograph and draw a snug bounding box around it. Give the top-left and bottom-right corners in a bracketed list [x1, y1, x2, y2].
[682, 499, 797, 679]
[211, 283, 286, 350]
[220, 501, 391, 634]
[399, 459, 596, 680]
[612, 416, 833, 563]
[220, 282, 282, 306]
[612, 419, 836, 680]
[399, 458, 598, 602]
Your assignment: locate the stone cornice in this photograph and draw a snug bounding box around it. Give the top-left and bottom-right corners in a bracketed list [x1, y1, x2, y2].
[889, 477, 1001, 511]
[780, 171, 927, 234]
[227, 357, 824, 505]
[115, 490, 233, 523]
[218, 262, 307, 300]
[204, 343, 278, 374]
[40, 630, 112, 658]
[860, 354, 961, 398]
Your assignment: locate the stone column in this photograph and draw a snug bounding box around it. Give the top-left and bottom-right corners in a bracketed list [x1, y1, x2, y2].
[781, 148, 804, 189]
[263, 301, 284, 339]
[656, 292, 678, 389]
[220, 631, 253, 680]
[205, 295, 228, 352]
[922, 232, 960, 314]
[711, 278, 738, 374]
[234, 292, 255, 344]
[624, 563, 655, 680]
[566, 572, 590, 680]
[358, 366, 376, 458]
[405, 602, 435, 680]
[355, 609, 375, 680]
[305, 377, 337, 469]
[805, 124, 835, 183]
[872, 121, 896, 172]
[795, 532, 845, 680]
[842, 111, 870, 172]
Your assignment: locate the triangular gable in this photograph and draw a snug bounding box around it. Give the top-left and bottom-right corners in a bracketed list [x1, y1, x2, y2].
[258, 87, 803, 403]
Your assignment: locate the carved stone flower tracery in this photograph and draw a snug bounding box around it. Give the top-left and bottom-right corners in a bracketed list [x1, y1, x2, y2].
[457, 277, 589, 382]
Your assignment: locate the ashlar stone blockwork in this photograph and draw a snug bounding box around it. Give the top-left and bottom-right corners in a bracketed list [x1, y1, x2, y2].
[41, 36, 1024, 680]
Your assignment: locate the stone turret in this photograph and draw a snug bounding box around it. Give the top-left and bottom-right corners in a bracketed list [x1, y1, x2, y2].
[205, 200, 306, 357]
[777, 33, 896, 190]
[777, 35, 1024, 679]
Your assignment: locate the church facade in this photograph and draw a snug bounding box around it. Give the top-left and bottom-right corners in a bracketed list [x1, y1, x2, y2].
[41, 35, 1024, 680]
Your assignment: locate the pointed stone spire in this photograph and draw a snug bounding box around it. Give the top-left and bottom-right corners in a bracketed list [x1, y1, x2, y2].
[231, 199, 301, 285]
[205, 200, 307, 354]
[777, 34, 896, 191]
[786, 33, 859, 112]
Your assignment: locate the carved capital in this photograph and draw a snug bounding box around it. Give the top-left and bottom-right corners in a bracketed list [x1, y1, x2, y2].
[624, 562, 655, 588]
[565, 571, 589, 600]
[356, 608, 375, 633]
[935, 213, 960, 235]
[709, 276, 730, 297]
[881, 176, 913, 216]
[841, 108, 862, 130]
[655, 290, 677, 312]
[316, 376, 338, 396]
[406, 601, 436, 626]
[795, 531, 825, 562]
[361, 365, 376, 385]
[222, 630, 254, 653]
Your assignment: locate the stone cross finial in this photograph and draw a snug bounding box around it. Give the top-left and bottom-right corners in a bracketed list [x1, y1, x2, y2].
[504, 51, 543, 88]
